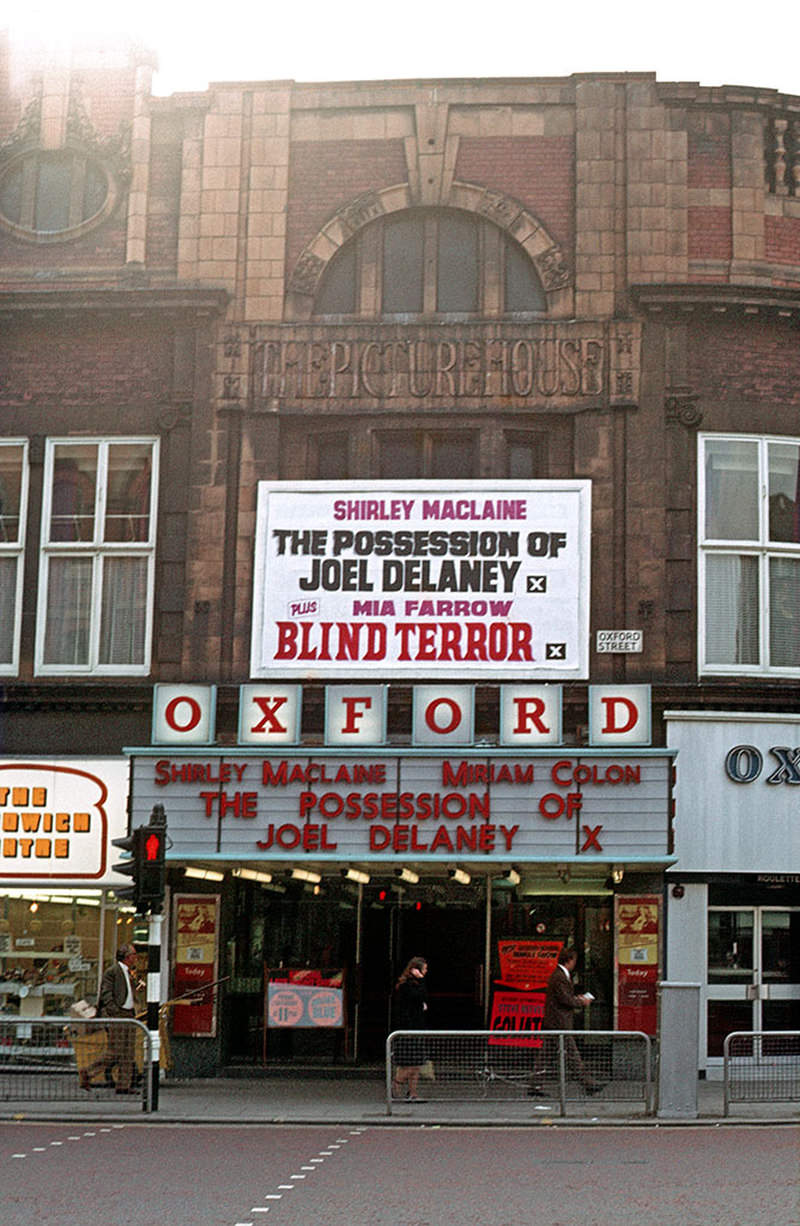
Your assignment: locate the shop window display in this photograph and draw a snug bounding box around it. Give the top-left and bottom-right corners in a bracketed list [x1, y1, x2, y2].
[0, 892, 133, 1020]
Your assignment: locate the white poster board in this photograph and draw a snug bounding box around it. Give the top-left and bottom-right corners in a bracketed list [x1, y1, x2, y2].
[251, 480, 591, 680]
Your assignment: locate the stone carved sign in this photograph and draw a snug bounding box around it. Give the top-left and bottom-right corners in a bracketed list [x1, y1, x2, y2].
[255, 323, 640, 410]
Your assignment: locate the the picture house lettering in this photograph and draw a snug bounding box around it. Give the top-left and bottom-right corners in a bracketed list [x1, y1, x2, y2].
[257, 332, 629, 405]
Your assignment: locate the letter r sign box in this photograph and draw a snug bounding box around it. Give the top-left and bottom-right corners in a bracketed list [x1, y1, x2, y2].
[588, 685, 651, 746]
[152, 684, 216, 745]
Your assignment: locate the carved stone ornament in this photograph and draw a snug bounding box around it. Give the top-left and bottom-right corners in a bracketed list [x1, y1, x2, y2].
[476, 188, 522, 227]
[0, 97, 42, 158]
[66, 85, 131, 184]
[288, 250, 326, 297]
[534, 245, 571, 291]
[665, 390, 703, 429]
[336, 191, 385, 236]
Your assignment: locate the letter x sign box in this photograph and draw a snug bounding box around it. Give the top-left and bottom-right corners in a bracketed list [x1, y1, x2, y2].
[588, 685, 651, 746]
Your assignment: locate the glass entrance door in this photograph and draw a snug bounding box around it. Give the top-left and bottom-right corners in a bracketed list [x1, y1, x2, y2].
[707, 907, 800, 1057]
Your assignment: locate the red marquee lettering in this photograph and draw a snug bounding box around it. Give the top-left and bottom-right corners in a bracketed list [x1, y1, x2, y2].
[601, 696, 638, 735]
[165, 696, 202, 733]
[581, 824, 603, 852]
[340, 695, 373, 733]
[424, 697, 462, 735]
[250, 695, 288, 734]
[512, 696, 550, 735]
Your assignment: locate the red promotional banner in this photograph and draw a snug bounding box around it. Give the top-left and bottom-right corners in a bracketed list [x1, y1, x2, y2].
[497, 940, 562, 989]
[615, 894, 659, 1035]
[617, 964, 659, 1035]
[270, 967, 343, 988]
[489, 989, 545, 1047]
[171, 894, 220, 1037]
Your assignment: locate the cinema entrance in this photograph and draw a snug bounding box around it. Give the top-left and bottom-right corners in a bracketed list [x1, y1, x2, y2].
[219, 864, 636, 1067]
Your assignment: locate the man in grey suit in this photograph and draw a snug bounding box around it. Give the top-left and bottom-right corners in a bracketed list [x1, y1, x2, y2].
[94, 943, 139, 1094]
[530, 947, 604, 1096]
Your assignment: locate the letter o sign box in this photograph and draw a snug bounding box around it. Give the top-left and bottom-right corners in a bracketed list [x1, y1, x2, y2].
[152, 684, 217, 745]
[413, 686, 474, 746]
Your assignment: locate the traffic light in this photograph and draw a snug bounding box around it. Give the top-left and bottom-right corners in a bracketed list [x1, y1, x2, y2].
[111, 805, 167, 914]
[138, 808, 167, 914]
[111, 827, 144, 908]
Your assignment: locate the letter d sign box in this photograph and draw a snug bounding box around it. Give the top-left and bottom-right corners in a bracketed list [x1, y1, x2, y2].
[588, 685, 651, 746]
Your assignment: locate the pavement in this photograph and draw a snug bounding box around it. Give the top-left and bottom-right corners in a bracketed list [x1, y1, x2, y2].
[1, 1070, 798, 1127]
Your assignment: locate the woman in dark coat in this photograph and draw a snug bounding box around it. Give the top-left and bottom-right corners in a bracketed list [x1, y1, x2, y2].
[392, 956, 428, 1100]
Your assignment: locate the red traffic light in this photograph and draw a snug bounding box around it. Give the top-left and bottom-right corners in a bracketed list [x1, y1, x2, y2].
[144, 832, 164, 862]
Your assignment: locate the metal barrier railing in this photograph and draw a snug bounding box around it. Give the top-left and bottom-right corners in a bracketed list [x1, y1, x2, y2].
[386, 1029, 654, 1117]
[0, 1017, 153, 1111]
[723, 1030, 800, 1116]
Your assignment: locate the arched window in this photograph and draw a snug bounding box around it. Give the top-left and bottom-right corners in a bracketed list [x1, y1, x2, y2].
[313, 208, 546, 319]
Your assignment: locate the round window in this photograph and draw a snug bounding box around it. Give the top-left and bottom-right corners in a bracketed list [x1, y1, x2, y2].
[0, 149, 114, 242]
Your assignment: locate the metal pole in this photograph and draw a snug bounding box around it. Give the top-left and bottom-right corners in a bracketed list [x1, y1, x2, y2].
[483, 872, 492, 1026]
[97, 890, 108, 1003]
[146, 910, 162, 1111]
[353, 881, 363, 1063]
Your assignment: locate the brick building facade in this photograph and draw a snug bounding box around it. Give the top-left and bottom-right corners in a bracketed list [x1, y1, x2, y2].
[0, 36, 798, 1073]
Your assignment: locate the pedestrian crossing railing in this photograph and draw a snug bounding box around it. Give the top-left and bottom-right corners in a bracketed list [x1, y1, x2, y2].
[723, 1031, 800, 1116]
[0, 1017, 153, 1111]
[386, 1029, 655, 1116]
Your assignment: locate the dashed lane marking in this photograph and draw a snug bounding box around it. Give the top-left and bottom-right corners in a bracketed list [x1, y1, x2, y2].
[230, 1128, 368, 1226]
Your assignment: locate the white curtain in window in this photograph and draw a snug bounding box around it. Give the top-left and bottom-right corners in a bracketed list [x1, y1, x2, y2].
[99, 556, 147, 666]
[0, 556, 16, 665]
[769, 556, 800, 668]
[704, 440, 759, 540]
[43, 556, 92, 666]
[705, 554, 759, 665]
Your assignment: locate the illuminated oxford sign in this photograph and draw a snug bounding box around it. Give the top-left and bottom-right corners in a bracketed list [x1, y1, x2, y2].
[151, 684, 651, 749]
[249, 480, 591, 682]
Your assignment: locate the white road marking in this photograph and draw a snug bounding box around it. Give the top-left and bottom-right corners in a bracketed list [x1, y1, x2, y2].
[12, 1152, 26, 1158]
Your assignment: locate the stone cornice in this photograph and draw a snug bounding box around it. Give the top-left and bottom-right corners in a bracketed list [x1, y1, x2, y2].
[0, 285, 229, 318]
[631, 282, 800, 316]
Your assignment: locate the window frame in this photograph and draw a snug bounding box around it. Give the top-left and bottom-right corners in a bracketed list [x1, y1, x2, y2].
[698, 432, 800, 677]
[313, 208, 546, 322]
[0, 147, 117, 245]
[373, 428, 480, 479]
[35, 437, 159, 677]
[0, 439, 29, 676]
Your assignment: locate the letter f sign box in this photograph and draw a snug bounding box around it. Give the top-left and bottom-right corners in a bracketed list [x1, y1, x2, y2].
[588, 685, 651, 746]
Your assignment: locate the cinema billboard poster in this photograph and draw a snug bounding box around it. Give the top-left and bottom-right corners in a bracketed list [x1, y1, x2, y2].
[250, 481, 591, 681]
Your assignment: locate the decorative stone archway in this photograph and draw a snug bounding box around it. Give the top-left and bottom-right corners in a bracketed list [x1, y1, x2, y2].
[285, 182, 573, 320]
